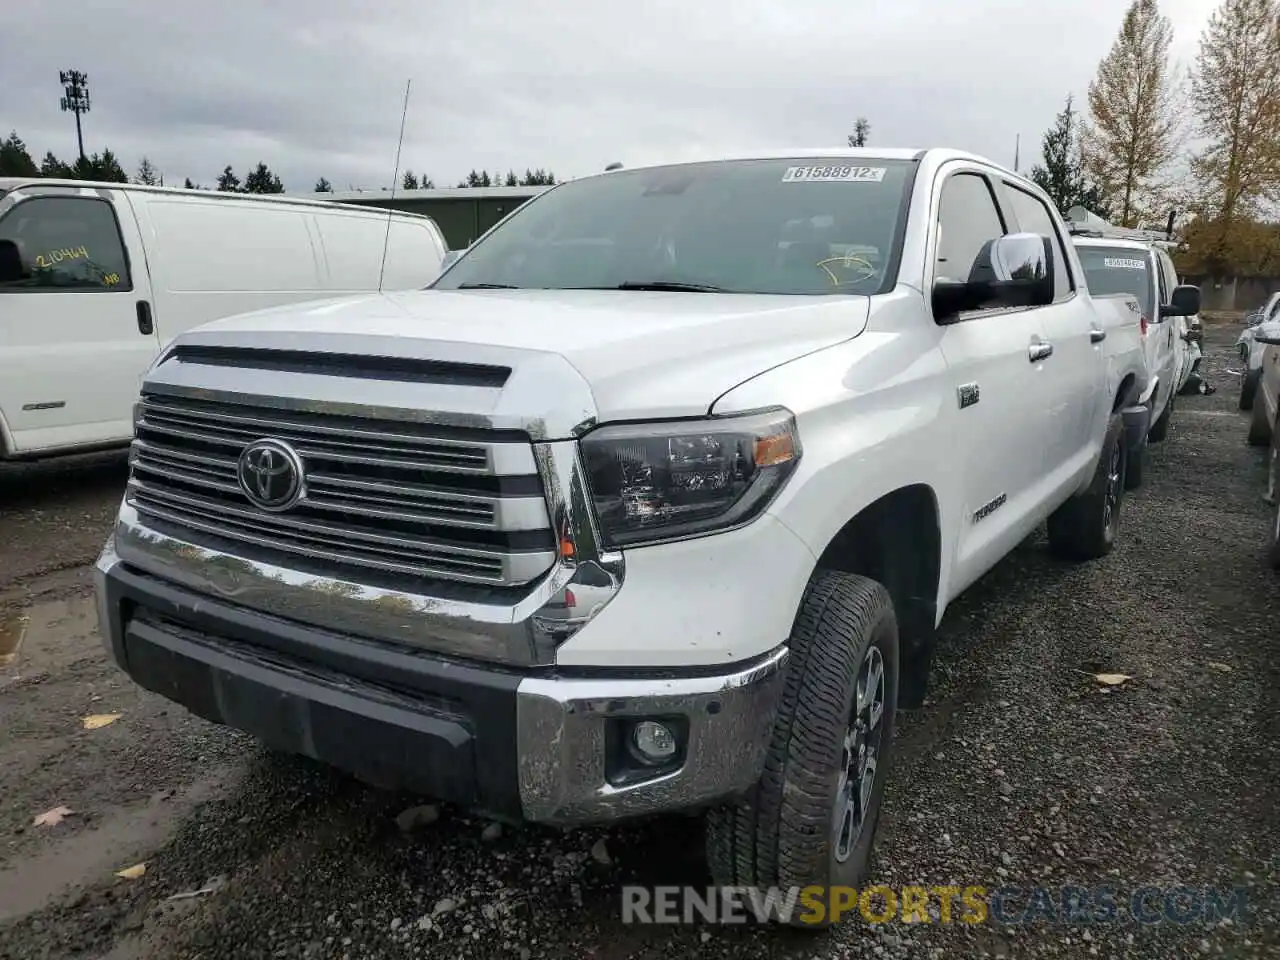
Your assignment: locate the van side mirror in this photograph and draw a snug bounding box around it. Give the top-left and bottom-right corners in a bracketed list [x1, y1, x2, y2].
[1160, 284, 1201, 318]
[0, 239, 23, 284]
[933, 233, 1055, 321]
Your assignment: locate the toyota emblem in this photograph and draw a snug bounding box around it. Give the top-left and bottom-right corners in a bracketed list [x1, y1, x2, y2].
[237, 439, 304, 511]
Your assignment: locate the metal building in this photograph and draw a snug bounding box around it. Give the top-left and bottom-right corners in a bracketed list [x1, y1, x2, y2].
[322, 186, 550, 250]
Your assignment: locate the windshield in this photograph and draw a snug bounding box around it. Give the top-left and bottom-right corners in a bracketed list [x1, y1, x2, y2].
[432, 158, 917, 296]
[1076, 245, 1154, 317]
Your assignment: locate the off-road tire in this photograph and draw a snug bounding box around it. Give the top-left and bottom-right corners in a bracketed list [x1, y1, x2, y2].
[704, 571, 899, 927]
[1247, 397, 1273, 447]
[1240, 368, 1261, 411]
[1047, 412, 1126, 561]
[1148, 394, 1173, 444]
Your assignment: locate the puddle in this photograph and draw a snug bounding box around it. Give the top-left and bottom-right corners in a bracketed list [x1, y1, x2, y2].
[0, 610, 29, 666]
[0, 593, 97, 673]
[0, 771, 232, 924]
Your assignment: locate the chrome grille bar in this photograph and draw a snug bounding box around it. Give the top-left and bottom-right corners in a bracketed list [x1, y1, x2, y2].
[127, 393, 557, 588]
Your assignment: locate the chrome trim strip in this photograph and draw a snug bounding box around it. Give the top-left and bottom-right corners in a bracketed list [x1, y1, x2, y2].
[135, 395, 538, 476]
[111, 440, 624, 666]
[130, 441, 551, 533]
[515, 646, 789, 824]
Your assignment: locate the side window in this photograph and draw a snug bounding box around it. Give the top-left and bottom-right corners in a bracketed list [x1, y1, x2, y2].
[0, 196, 132, 292]
[1155, 252, 1169, 305]
[1003, 184, 1073, 301]
[935, 173, 1006, 286]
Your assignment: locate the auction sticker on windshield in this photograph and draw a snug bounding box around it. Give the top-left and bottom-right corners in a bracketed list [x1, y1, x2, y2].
[782, 165, 887, 183]
[1102, 257, 1146, 270]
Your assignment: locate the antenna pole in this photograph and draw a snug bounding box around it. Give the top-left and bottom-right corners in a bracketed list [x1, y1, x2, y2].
[377, 79, 412, 293]
[1014, 134, 1020, 172]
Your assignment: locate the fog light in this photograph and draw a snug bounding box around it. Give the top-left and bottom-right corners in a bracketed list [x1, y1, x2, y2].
[631, 720, 678, 763]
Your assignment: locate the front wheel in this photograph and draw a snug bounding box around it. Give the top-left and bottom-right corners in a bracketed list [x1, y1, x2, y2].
[705, 571, 899, 927]
[1047, 412, 1126, 561]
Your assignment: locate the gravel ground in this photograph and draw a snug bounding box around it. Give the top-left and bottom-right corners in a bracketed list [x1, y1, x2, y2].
[0, 326, 1276, 960]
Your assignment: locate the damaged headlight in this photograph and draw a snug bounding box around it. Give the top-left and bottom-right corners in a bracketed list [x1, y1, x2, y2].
[580, 407, 801, 549]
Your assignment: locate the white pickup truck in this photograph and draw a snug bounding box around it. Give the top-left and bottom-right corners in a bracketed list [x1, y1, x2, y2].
[95, 149, 1148, 922]
[1069, 227, 1202, 485]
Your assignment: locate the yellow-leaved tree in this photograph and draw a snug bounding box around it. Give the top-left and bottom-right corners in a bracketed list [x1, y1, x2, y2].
[1081, 0, 1182, 228]
[1190, 0, 1280, 273]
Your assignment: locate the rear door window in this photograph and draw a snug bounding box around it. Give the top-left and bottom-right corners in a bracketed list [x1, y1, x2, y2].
[0, 195, 132, 291]
[1076, 245, 1153, 318]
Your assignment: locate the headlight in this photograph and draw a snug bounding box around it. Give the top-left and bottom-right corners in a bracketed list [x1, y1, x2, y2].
[580, 408, 801, 549]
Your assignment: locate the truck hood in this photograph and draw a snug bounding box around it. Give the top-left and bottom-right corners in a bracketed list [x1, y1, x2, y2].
[185, 289, 870, 426]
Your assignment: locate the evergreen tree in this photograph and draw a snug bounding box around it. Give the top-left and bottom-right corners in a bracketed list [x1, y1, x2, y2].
[243, 162, 284, 194]
[74, 150, 128, 183]
[1030, 96, 1108, 216]
[0, 131, 38, 176]
[41, 151, 71, 178]
[216, 165, 241, 192]
[135, 156, 161, 186]
[314, 177, 333, 192]
[848, 118, 871, 147]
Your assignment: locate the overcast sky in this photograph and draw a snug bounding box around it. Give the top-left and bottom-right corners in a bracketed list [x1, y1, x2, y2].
[2, 0, 1218, 194]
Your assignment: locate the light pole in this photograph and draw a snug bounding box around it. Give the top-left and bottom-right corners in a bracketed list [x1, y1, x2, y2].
[59, 70, 91, 164]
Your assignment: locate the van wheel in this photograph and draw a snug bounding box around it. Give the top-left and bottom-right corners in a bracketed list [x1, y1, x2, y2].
[1247, 399, 1273, 447]
[1240, 368, 1261, 411]
[704, 571, 899, 927]
[1148, 394, 1174, 443]
[1047, 412, 1126, 561]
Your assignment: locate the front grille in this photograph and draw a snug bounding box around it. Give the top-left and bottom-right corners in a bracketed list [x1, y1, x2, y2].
[127, 393, 558, 587]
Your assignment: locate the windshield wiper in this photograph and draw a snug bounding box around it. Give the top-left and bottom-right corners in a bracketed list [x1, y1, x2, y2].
[614, 280, 728, 293]
[457, 282, 521, 289]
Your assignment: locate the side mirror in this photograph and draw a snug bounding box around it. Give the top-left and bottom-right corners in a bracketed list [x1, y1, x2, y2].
[933, 233, 1054, 321]
[1160, 284, 1201, 318]
[440, 249, 462, 271]
[1255, 321, 1280, 346]
[0, 239, 23, 284]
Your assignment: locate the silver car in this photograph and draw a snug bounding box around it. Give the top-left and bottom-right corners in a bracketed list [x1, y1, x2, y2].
[1241, 293, 1280, 410]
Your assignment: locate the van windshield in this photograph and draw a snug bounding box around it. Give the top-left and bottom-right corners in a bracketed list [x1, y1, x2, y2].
[432, 158, 917, 296]
[1076, 245, 1153, 317]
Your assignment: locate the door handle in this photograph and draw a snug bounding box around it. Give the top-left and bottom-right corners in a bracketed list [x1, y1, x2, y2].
[1090, 328, 1107, 343]
[1029, 341, 1054, 362]
[136, 300, 154, 336]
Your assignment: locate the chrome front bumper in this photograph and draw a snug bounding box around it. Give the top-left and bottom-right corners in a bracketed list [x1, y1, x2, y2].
[110, 435, 623, 668]
[95, 538, 788, 825]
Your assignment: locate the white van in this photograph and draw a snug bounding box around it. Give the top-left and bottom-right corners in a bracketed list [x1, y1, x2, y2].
[0, 179, 448, 460]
